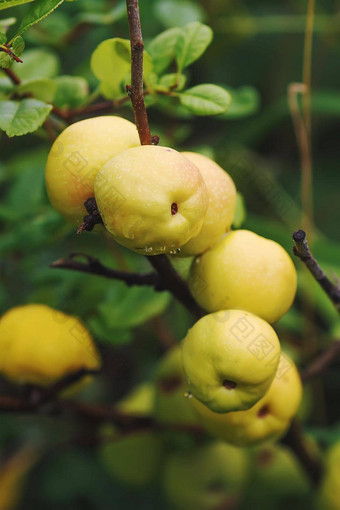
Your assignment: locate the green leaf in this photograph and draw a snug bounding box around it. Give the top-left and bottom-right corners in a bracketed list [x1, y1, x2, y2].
[179, 84, 231, 115]
[14, 48, 59, 80]
[147, 27, 182, 74]
[158, 73, 186, 91]
[11, 35, 24, 56]
[78, 4, 126, 25]
[221, 86, 260, 119]
[16, 78, 57, 102]
[0, 52, 12, 68]
[91, 38, 152, 100]
[53, 75, 88, 108]
[9, 0, 64, 42]
[0, 0, 34, 10]
[0, 33, 6, 44]
[155, 0, 205, 29]
[175, 22, 213, 71]
[0, 98, 52, 136]
[93, 284, 170, 331]
[232, 192, 247, 228]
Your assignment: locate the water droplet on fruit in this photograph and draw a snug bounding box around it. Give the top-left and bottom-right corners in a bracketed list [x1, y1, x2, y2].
[146, 247, 153, 254]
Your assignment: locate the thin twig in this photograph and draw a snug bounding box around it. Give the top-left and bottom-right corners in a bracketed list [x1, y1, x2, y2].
[148, 255, 205, 319]
[50, 253, 162, 288]
[125, 0, 152, 144]
[302, 341, 340, 382]
[2, 66, 21, 85]
[293, 230, 340, 312]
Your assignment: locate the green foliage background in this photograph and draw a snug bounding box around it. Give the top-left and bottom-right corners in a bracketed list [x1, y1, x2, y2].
[0, 0, 340, 508]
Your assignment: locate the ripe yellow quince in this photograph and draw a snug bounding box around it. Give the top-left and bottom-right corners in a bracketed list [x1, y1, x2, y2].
[94, 145, 209, 255]
[189, 229, 297, 323]
[179, 152, 237, 256]
[162, 440, 249, 510]
[45, 116, 140, 225]
[0, 304, 100, 387]
[181, 310, 281, 413]
[190, 353, 302, 446]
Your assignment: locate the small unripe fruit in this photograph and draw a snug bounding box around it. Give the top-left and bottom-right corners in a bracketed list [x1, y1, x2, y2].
[190, 353, 302, 446]
[94, 145, 209, 255]
[162, 441, 249, 510]
[190, 229, 297, 323]
[45, 116, 140, 225]
[179, 152, 237, 256]
[0, 304, 100, 387]
[182, 310, 281, 413]
[154, 346, 198, 426]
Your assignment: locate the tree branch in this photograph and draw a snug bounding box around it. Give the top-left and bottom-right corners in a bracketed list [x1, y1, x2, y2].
[147, 255, 206, 319]
[2, 66, 21, 85]
[301, 341, 340, 382]
[50, 253, 162, 288]
[125, 0, 152, 145]
[293, 230, 340, 313]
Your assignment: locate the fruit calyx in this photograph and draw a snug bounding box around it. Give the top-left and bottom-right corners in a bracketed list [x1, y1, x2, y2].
[77, 197, 103, 234]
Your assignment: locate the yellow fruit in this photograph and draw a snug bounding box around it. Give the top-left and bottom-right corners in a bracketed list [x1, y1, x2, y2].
[116, 381, 155, 417]
[179, 152, 237, 256]
[181, 310, 281, 413]
[154, 345, 198, 426]
[162, 440, 249, 510]
[190, 353, 302, 446]
[45, 116, 140, 225]
[317, 441, 340, 510]
[189, 229, 297, 323]
[0, 304, 100, 387]
[99, 382, 164, 488]
[94, 145, 209, 255]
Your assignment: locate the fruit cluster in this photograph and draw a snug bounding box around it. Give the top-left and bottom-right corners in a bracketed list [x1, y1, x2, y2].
[0, 113, 305, 508]
[44, 114, 301, 446]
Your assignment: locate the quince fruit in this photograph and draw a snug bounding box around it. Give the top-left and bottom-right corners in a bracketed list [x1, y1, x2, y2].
[181, 310, 281, 413]
[94, 145, 208, 255]
[179, 152, 236, 256]
[162, 440, 249, 510]
[189, 229, 297, 323]
[154, 345, 198, 426]
[190, 353, 302, 446]
[0, 304, 100, 387]
[45, 116, 140, 225]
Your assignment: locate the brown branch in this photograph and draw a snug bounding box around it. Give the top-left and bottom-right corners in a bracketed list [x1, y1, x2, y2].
[2, 66, 21, 85]
[51, 252, 163, 289]
[293, 230, 340, 313]
[125, 0, 152, 145]
[0, 392, 205, 437]
[301, 341, 340, 382]
[281, 419, 322, 485]
[148, 255, 206, 319]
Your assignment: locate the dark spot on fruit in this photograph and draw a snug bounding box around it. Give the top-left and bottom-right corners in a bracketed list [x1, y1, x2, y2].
[171, 203, 178, 215]
[158, 375, 182, 393]
[222, 379, 237, 390]
[257, 449, 274, 467]
[207, 480, 224, 493]
[258, 404, 270, 418]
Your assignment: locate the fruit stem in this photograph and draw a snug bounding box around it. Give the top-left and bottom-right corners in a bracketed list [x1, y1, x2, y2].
[125, 0, 152, 145]
[293, 230, 340, 313]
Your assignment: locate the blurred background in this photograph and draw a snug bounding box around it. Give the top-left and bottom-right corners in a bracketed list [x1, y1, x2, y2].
[0, 0, 340, 508]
